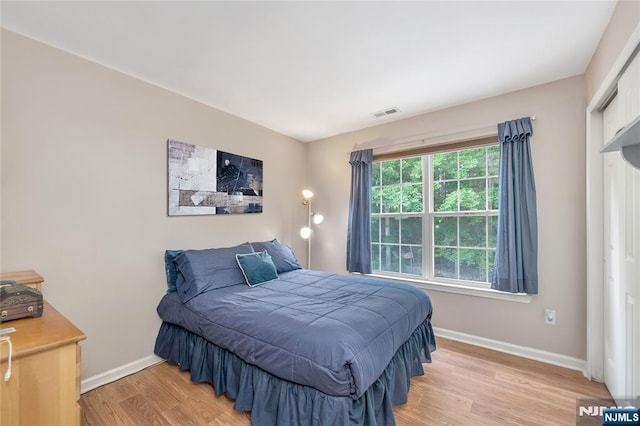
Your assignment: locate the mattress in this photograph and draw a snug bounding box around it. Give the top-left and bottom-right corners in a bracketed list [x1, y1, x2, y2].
[156, 269, 433, 399]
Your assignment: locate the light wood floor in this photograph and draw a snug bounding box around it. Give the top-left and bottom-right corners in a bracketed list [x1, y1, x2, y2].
[80, 337, 611, 425]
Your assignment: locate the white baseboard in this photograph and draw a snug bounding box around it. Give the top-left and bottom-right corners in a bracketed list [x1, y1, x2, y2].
[434, 327, 588, 377]
[81, 354, 164, 394]
[80, 329, 588, 394]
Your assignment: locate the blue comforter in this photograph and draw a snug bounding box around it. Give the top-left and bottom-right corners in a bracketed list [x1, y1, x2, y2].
[156, 269, 433, 399]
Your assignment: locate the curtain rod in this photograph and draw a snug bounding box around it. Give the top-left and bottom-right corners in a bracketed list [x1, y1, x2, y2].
[350, 115, 536, 155]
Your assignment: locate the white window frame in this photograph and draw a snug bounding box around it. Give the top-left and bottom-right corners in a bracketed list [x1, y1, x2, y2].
[370, 145, 531, 303]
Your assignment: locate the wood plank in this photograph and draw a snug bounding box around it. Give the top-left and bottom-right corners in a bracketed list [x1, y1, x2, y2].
[118, 393, 173, 426]
[81, 390, 129, 426]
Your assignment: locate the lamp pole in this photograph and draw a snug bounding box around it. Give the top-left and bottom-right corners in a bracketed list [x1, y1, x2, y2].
[300, 189, 322, 270]
[306, 199, 311, 269]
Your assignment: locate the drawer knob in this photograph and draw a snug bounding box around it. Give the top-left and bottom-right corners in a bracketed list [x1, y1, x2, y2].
[27, 306, 34, 313]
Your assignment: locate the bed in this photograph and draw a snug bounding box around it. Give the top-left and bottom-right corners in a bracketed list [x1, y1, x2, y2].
[154, 240, 435, 426]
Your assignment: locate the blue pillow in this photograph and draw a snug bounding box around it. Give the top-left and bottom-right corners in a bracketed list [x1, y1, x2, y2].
[174, 242, 254, 302]
[164, 250, 184, 293]
[250, 239, 302, 273]
[236, 251, 279, 287]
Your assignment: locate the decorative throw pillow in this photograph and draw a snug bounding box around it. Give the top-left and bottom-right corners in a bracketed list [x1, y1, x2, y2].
[164, 249, 184, 293]
[236, 251, 279, 287]
[174, 242, 254, 302]
[250, 239, 302, 273]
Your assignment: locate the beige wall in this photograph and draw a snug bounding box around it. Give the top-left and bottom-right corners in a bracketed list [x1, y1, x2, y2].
[0, 30, 307, 378]
[308, 75, 588, 359]
[3, 7, 624, 378]
[586, 0, 640, 102]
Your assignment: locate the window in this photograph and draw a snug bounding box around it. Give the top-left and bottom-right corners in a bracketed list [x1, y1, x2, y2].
[371, 145, 499, 286]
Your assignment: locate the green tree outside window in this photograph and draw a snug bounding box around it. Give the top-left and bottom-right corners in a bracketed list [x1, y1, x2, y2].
[372, 145, 499, 284]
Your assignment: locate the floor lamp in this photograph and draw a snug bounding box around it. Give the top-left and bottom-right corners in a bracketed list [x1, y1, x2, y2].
[300, 189, 324, 269]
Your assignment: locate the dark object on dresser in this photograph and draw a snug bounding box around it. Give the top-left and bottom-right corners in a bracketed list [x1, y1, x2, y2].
[0, 280, 44, 322]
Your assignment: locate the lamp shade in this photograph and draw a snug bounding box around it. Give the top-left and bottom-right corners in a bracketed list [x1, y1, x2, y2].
[302, 189, 314, 200]
[300, 226, 312, 239]
[312, 213, 324, 225]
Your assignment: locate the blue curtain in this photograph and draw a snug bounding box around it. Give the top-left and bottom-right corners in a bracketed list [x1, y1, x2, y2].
[347, 149, 373, 273]
[492, 117, 538, 294]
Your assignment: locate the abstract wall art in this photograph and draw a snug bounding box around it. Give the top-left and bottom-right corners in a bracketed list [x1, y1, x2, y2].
[168, 139, 263, 215]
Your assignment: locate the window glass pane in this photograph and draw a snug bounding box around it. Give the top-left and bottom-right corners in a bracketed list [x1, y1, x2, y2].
[372, 145, 499, 284]
[401, 217, 422, 244]
[380, 245, 400, 273]
[401, 245, 422, 275]
[460, 216, 486, 248]
[433, 216, 457, 247]
[433, 181, 458, 212]
[459, 179, 486, 211]
[459, 147, 486, 178]
[372, 244, 380, 270]
[433, 151, 457, 180]
[488, 215, 498, 248]
[380, 217, 400, 243]
[487, 146, 499, 176]
[488, 177, 499, 210]
[488, 249, 496, 283]
[402, 157, 422, 183]
[459, 249, 486, 282]
[434, 247, 457, 279]
[381, 186, 401, 213]
[372, 162, 381, 186]
[402, 183, 423, 213]
[371, 217, 380, 243]
[381, 160, 401, 185]
[372, 186, 381, 214]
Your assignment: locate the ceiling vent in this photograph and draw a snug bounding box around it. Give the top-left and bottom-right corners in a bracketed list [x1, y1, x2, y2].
[371, 107, 400, 119]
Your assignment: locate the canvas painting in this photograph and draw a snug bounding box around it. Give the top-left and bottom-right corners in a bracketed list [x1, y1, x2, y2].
[168, 139, 263, 215]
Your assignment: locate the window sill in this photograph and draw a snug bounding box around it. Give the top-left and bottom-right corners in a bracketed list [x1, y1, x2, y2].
[368, 273, 533, 303]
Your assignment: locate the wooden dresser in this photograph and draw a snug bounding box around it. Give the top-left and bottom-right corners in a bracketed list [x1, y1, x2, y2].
[0, 271, 86, 426]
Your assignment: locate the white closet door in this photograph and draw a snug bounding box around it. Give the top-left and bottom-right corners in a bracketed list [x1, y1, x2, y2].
[604, 52, 640, 402]
[618, 53, 640, 126]
[603, 96, 626, 401]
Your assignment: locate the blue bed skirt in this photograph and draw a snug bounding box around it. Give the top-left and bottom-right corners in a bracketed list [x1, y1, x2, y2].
[154, 319, 436, 426]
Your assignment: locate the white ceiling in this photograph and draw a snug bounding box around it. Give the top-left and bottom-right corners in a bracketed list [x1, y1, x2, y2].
[1, 1, 617, 142]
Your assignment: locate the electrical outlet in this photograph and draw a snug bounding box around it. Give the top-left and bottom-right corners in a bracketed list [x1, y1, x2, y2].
[545, 309, 556, 325]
